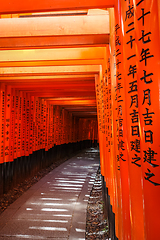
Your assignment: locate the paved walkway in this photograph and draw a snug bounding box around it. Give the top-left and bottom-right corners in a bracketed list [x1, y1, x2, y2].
[0, 148, 100, 240]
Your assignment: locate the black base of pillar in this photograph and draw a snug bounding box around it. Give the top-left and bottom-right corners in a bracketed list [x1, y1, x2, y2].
[0, 140, 94, 196]
[102, 176, 118, 240]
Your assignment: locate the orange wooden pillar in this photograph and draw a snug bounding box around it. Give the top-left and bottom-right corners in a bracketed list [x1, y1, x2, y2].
[25, 93, 30, 157]
[29, 95, 34, 155]
[115, 0, 146, 239]
[21, 91, 26, 157]
[134, 1, 160, 239]
[0, 84, 5, 164]
[4, 85, 11, 162]
[109, 10, 124, 239]
[95, 74, 105, 177]
[10, 88, 15, 161]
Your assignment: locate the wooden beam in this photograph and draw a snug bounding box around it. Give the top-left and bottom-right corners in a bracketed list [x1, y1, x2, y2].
[0, 47, 105, 62]
[0, 59, 103, 68]
[0, 15, 109, 37]
[0, 65, 100, 75]
[0, 0, 115, 14]
[0, 75, 95, 82]
[0, 35, 109, 50]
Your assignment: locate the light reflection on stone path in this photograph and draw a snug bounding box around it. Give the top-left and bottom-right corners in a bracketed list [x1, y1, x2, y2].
[0, 147, 100, 240]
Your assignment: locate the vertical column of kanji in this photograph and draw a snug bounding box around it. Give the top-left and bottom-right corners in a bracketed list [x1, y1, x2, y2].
[54, 105, 57, 147]
[58, 106, 61, 145]
[59, 108, 62, 145]
[0, 84, 5, 165]
[30, 95, 34, 155]
[134, 1, 160, 239]
[57, 106, 60, 145]
[49, 103, 51, 149]
[120, 1, 146, 239]
[62, 109, 65, 145]
[33, 97, 37, 153]
[47, 102, 50, 150]
[51, 105, 54, 147]
[41, 99, 44, 150]
[10, 88, 15, 162]
[65, 110, 67, 144]
[95, 75, 105, 176]
[21, 92, 26, 157]
[100, 75, 106, 177]
[40, 98, 43, 151]
[61, 109, 64, 144]
[53, 106, 56, 146]
[35, 97, 39, 152]
[43, 100, 47, 150]
[107, 46, 116, 213]
[114, 2, 131, 239]
[45, 101, 49, 152]
[47, 103, 50, 149]
[104, 62, 110, 185]
[107, 26, 122, 238]
[52, 106, 55, 147]
[14, 91, 18, 160]
[38, 98, 41, 151]
[112, 5, 125, 239]
[25, 93, 30, 157]
[17, 91, 22, 158]
[4, 85, 11, 162]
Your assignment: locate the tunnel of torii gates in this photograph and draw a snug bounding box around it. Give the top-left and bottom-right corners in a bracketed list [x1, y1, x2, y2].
[0, 0, 160, 239]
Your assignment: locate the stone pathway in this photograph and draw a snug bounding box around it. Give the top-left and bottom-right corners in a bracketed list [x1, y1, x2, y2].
[0, 148, 100, 240]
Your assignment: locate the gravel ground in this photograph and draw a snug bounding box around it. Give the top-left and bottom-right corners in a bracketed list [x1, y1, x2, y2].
[86, 168, 109, 240]
[0, 156, 110, 240]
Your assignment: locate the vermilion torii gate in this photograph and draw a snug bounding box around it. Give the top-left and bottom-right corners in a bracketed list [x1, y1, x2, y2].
[0, 1, 160, 240]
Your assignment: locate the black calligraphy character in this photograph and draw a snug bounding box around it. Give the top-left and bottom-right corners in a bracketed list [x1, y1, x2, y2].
[115, 24, 120, 35]
[144, 147, 158, 167]
[130, 94, 138, 108]
[130, 139, 140, 153]
[125, 5, 134, 21]
[126, 22, 134, 34]
[119, 129, 123, 137]
[115, 36, 121, 46]
[117, 72, 122, 81]
[127, 35, 135, 49]
[116, 48, 121, 57]
[119, 139, 125, 151]
[117, 155, 120, 170]
[139, 30, 151, 44]
[116, 58, 121, 69]
[128, 80, 138, 93]
[138, 8, 150, 26]
[118, 105, 123, 116]
[140, 70, 153, 84]
[119, 118, 123, 127]
[130, 109, 139, 123]
[119, 151, 126, 161]
[136, 0, 144, 6]
[132, 154, 141, 167]
[142, 89, 151, 106]
[140, 48, 154, 66]
[131, 125, 139, 137]
[128, 65, 137, 79]
[127, 54, 136, 61]
[144, 168, 160, 186]
[144, 130, 153, 144]
[142, 108, 154, 125]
